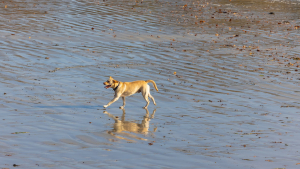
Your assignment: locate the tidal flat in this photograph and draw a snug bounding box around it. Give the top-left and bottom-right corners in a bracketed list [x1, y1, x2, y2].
[1, 0, 300, 168]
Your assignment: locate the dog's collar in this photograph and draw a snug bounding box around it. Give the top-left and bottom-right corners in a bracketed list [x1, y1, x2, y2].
[113, 82, 120, 91]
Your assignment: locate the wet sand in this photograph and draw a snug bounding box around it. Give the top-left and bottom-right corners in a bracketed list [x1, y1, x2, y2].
[1, 0, 300, 168]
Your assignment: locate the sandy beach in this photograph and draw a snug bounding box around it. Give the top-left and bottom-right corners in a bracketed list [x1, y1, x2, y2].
[1, 0, 300, 168]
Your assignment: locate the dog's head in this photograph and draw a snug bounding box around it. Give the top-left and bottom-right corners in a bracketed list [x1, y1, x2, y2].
[103, 76, 119, 89]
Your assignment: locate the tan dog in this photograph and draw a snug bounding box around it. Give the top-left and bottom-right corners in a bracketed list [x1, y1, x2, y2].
[103, 76, 158, 109]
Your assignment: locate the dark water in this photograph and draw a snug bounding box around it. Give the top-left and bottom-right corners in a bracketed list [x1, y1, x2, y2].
[1, 0, 300, 168]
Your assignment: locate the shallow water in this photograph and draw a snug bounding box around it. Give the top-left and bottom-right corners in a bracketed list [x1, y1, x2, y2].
[1, 0, 300, 168]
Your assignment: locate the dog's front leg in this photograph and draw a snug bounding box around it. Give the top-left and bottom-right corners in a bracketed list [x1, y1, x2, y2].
[119, 97, 125, 109]
[104, 95, 121, 108]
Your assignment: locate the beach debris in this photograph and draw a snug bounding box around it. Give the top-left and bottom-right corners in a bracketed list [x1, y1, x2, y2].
[11, 132, 29, 134]
[293, 57, 300, 60]
[13, 164, 20, 167]
[283, 21, 290, 24]
[242, 159, 253, 161]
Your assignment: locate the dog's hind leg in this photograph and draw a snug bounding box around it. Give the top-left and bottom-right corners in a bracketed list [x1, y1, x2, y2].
[143, 94, 150, 109]
[149, 93, 156, 105]
[142, 85, 150, 109]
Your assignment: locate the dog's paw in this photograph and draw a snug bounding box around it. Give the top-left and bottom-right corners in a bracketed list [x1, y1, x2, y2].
[103, 111, 108, 114]
[103, 105, 108, 108]
[143, 106, 148, 109]
[119, 106, 124, 109]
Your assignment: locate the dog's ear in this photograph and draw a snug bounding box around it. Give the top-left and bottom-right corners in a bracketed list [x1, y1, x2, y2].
[113, 80, 119, 83]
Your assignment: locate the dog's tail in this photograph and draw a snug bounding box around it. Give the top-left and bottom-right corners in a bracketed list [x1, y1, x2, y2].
[145, 80, 159, 91]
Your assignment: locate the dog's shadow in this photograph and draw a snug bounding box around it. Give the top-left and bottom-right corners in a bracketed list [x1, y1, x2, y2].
[103, 108, 157, 142]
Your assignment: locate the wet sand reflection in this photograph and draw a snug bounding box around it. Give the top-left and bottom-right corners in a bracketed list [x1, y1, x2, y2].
[103, 109, 157, 142]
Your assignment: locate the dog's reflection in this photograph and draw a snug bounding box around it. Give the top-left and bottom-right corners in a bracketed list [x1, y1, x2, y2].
[103, 108, 157, 141]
